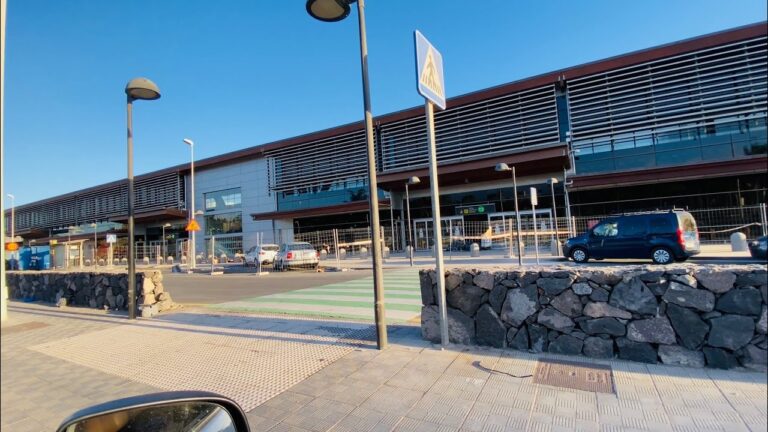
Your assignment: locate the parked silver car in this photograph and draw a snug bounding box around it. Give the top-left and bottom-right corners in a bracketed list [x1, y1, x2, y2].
[274, 242, 319, 271]
[244, 244, 280, 266]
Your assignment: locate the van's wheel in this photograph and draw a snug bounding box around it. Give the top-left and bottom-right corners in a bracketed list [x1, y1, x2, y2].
[652, 247, 674, 265]
[570, 248, 589, 263]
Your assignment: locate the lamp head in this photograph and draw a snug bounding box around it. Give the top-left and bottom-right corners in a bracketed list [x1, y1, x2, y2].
[163, 223, 172, 228]
[306, 0, 354, 22]
[548, 178, 559, 184]
[407, 176, 421, 185]
[183, 138, 194, 147]
[494, 163, 511, 172]
[125, 77, 161, 101]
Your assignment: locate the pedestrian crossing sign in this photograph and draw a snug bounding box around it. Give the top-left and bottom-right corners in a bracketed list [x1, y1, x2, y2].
[415, 30, 446, 110]
[185, 219, 201, 232]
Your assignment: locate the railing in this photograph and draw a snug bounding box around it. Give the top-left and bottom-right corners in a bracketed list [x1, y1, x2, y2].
[283, 204, 767, 255]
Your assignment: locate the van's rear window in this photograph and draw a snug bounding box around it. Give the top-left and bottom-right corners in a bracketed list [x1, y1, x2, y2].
[678, 214, 697, 232]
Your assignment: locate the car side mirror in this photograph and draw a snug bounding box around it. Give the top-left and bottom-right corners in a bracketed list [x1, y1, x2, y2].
[57, 391, 250, 432]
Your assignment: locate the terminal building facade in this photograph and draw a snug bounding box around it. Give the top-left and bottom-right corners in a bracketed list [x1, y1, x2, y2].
[4, 23, 767, 267]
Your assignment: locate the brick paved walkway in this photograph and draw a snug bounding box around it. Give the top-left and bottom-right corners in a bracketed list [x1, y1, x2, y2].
[2, 301, 767, 432]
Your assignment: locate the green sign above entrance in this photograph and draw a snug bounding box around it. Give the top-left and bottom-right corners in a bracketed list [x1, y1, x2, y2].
[456, 204, 496, 216]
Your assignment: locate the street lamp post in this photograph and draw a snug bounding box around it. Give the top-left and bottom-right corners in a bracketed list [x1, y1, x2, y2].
[6, 193, 13, 242]
[405, 176, 420, 266]
[162, 223, 171, 260]
[548, 178, 560, 256]
[66, 225, 75, 269]
[183, 138, 196, 269]
[306, 0, 387, 349]
[6, 194, 14, 265]
[495, 163, 523, 265]
[91, 222, 98, 265]
[125, 78, 161, 320]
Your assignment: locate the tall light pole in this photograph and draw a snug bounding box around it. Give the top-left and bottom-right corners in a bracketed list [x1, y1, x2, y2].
[6, 193, 14, 269]
[91, 222, 98, 265]
[563, 168, 573, 236]
[183, 138, 197, 269]
[405, 176, 420, 266]
[306, 0, 387, 349]
[495, 163, 523, 265]
[2, 0, 9, 320]
[6, 194, 13, 242]
[162, 223, 171, 259]
[66, 225, 76, 269]
[548, 178, 561, 256]
[125, 78, 161, 320]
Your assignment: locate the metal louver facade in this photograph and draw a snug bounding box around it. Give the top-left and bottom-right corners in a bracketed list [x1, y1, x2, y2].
[569, 36, 767, 144]
[379, 85, 561, 173]
[10, 172, 184, 232]
[264, 130, 368, 193]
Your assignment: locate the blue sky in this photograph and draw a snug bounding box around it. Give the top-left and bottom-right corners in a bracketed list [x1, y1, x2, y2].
[4, 0, 767, 206]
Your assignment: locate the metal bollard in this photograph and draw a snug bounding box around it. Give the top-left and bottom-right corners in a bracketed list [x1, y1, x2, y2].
[730, 232, 748, 252]
[470, 243, 480, 257]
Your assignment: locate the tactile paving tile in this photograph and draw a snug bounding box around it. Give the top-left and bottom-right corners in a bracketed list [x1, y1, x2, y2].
[29, 316, 375, 411]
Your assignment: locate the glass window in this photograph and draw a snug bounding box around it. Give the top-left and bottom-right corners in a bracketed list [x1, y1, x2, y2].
[204, 212, 242, 235]
[677, 214, 697, 232]
[618, 217, 647, 236]
[649, 215, 676, 234]
[204, 188, 242, 212]
[593, 221, 618, 237]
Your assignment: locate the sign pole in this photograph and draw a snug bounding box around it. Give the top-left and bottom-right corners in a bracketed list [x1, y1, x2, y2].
[426, 101, 448, 348]
[415, 30, 448, 348]
[513, 167, 523, 265]
[210, 236, 215, 275]
[531, 187, 540, 265]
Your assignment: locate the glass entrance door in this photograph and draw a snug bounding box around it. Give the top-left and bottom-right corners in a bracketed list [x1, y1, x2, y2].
[413, 217, 464, 251]
[414, 219, 431, 251]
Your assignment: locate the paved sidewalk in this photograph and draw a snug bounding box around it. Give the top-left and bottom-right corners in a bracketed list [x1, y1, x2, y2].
[2, 301, 767, 432]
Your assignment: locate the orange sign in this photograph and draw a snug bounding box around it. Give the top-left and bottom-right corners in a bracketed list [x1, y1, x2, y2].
[185, 219, 201, 232]
[5, 242, 18, 251]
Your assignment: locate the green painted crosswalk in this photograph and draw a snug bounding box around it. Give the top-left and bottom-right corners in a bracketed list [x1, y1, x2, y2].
[207, 270, 423, 322]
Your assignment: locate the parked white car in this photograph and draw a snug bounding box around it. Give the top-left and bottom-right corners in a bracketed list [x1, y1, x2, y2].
[244, 244, 280, 266]
[274, 242, 319, 271]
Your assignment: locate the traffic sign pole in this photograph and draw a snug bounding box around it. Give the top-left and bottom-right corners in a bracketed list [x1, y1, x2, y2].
[415, 30, 448, 347]
[426, 100, 449, 348]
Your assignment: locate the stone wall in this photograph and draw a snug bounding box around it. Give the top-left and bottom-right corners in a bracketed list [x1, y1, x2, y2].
[420, 266, 767, 370]
[6, 271, 179, 317]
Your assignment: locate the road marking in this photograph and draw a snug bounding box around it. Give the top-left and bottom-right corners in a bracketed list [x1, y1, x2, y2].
[208, 270, 423, 322]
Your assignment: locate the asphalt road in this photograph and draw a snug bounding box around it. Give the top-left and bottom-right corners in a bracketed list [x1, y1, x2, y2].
[163, 269, 374, 305]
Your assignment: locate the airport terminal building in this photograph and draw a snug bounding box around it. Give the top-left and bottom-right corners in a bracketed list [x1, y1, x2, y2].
[4, 23, 767, 267]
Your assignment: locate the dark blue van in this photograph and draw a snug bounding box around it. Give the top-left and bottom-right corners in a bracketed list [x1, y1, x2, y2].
[563, 210, 700, 264]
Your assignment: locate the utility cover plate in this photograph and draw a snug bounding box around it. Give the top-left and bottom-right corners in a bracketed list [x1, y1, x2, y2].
[533, 358, 614, 394]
